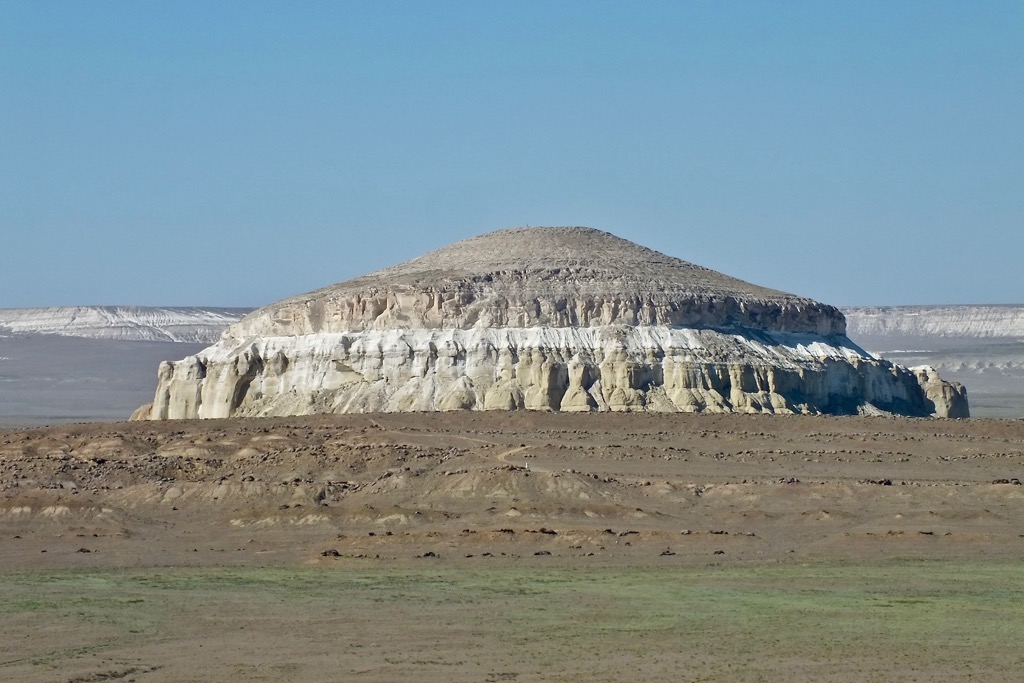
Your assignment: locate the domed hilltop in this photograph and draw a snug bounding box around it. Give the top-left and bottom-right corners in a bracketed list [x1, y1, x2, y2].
[228, 227, 846, 337]
[138, 227, 968, 420]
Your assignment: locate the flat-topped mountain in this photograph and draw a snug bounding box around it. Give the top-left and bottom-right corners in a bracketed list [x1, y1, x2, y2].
[139, 227, 968, 420]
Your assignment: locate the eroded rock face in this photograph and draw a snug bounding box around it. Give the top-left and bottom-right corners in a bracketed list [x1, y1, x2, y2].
[230, 227, 847, 337]
[139, 227, 969, 420]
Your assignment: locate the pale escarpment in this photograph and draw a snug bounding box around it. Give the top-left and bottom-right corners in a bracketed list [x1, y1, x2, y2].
[844, 305, 1024, 339]
[139, 227, 968, 420]
[0, 306, 250, 343]
[143, 327, 967, 420]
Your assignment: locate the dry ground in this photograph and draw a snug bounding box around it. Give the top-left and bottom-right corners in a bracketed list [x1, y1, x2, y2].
[2, 412, 1024, 681]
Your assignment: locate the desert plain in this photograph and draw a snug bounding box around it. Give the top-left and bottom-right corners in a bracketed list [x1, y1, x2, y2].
[2, 411, 1024, 682]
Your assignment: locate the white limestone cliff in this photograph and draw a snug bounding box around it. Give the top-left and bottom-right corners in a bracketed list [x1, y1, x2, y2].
[142, 327, 967, 419]
[138, 227, 969, 420]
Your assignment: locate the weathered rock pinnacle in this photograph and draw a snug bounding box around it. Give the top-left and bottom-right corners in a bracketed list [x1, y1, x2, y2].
[138, 227, 968, 419]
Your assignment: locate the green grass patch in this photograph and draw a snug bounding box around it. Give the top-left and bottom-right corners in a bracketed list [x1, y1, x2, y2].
[2, 560, 1023, 681]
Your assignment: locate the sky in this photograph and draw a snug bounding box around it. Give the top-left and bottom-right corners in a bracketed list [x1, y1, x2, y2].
[2, 1, 1021, 308]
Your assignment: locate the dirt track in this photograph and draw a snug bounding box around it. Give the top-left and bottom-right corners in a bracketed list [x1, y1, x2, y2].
[2, 412, 1023, 570]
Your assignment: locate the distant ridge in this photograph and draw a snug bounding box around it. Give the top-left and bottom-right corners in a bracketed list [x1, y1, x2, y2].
[843, 305, 1024, 339]
[0, 306, 252, 343]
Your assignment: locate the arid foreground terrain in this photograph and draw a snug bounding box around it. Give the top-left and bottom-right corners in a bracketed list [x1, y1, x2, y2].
[2, 412, 1024, 682]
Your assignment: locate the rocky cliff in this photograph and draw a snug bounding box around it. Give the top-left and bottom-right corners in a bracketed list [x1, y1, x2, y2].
[230, 227, 847, 337]
[138, 227, 968, 420]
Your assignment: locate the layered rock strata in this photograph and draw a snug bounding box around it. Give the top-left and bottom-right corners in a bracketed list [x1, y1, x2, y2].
[139, 227, 969, 419]
[844, 305, 1024, 339]
[0, 306, 249, 343]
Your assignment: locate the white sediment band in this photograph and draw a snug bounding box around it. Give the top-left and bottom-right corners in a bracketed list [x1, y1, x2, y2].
[147, 324, 965, 419]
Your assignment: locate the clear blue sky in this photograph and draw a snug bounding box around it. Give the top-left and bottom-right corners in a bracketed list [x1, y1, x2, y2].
[2, 1, 1021, 308]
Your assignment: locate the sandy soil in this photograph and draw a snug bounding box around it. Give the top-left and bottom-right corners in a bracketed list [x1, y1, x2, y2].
[2, 412, 1024, 681]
